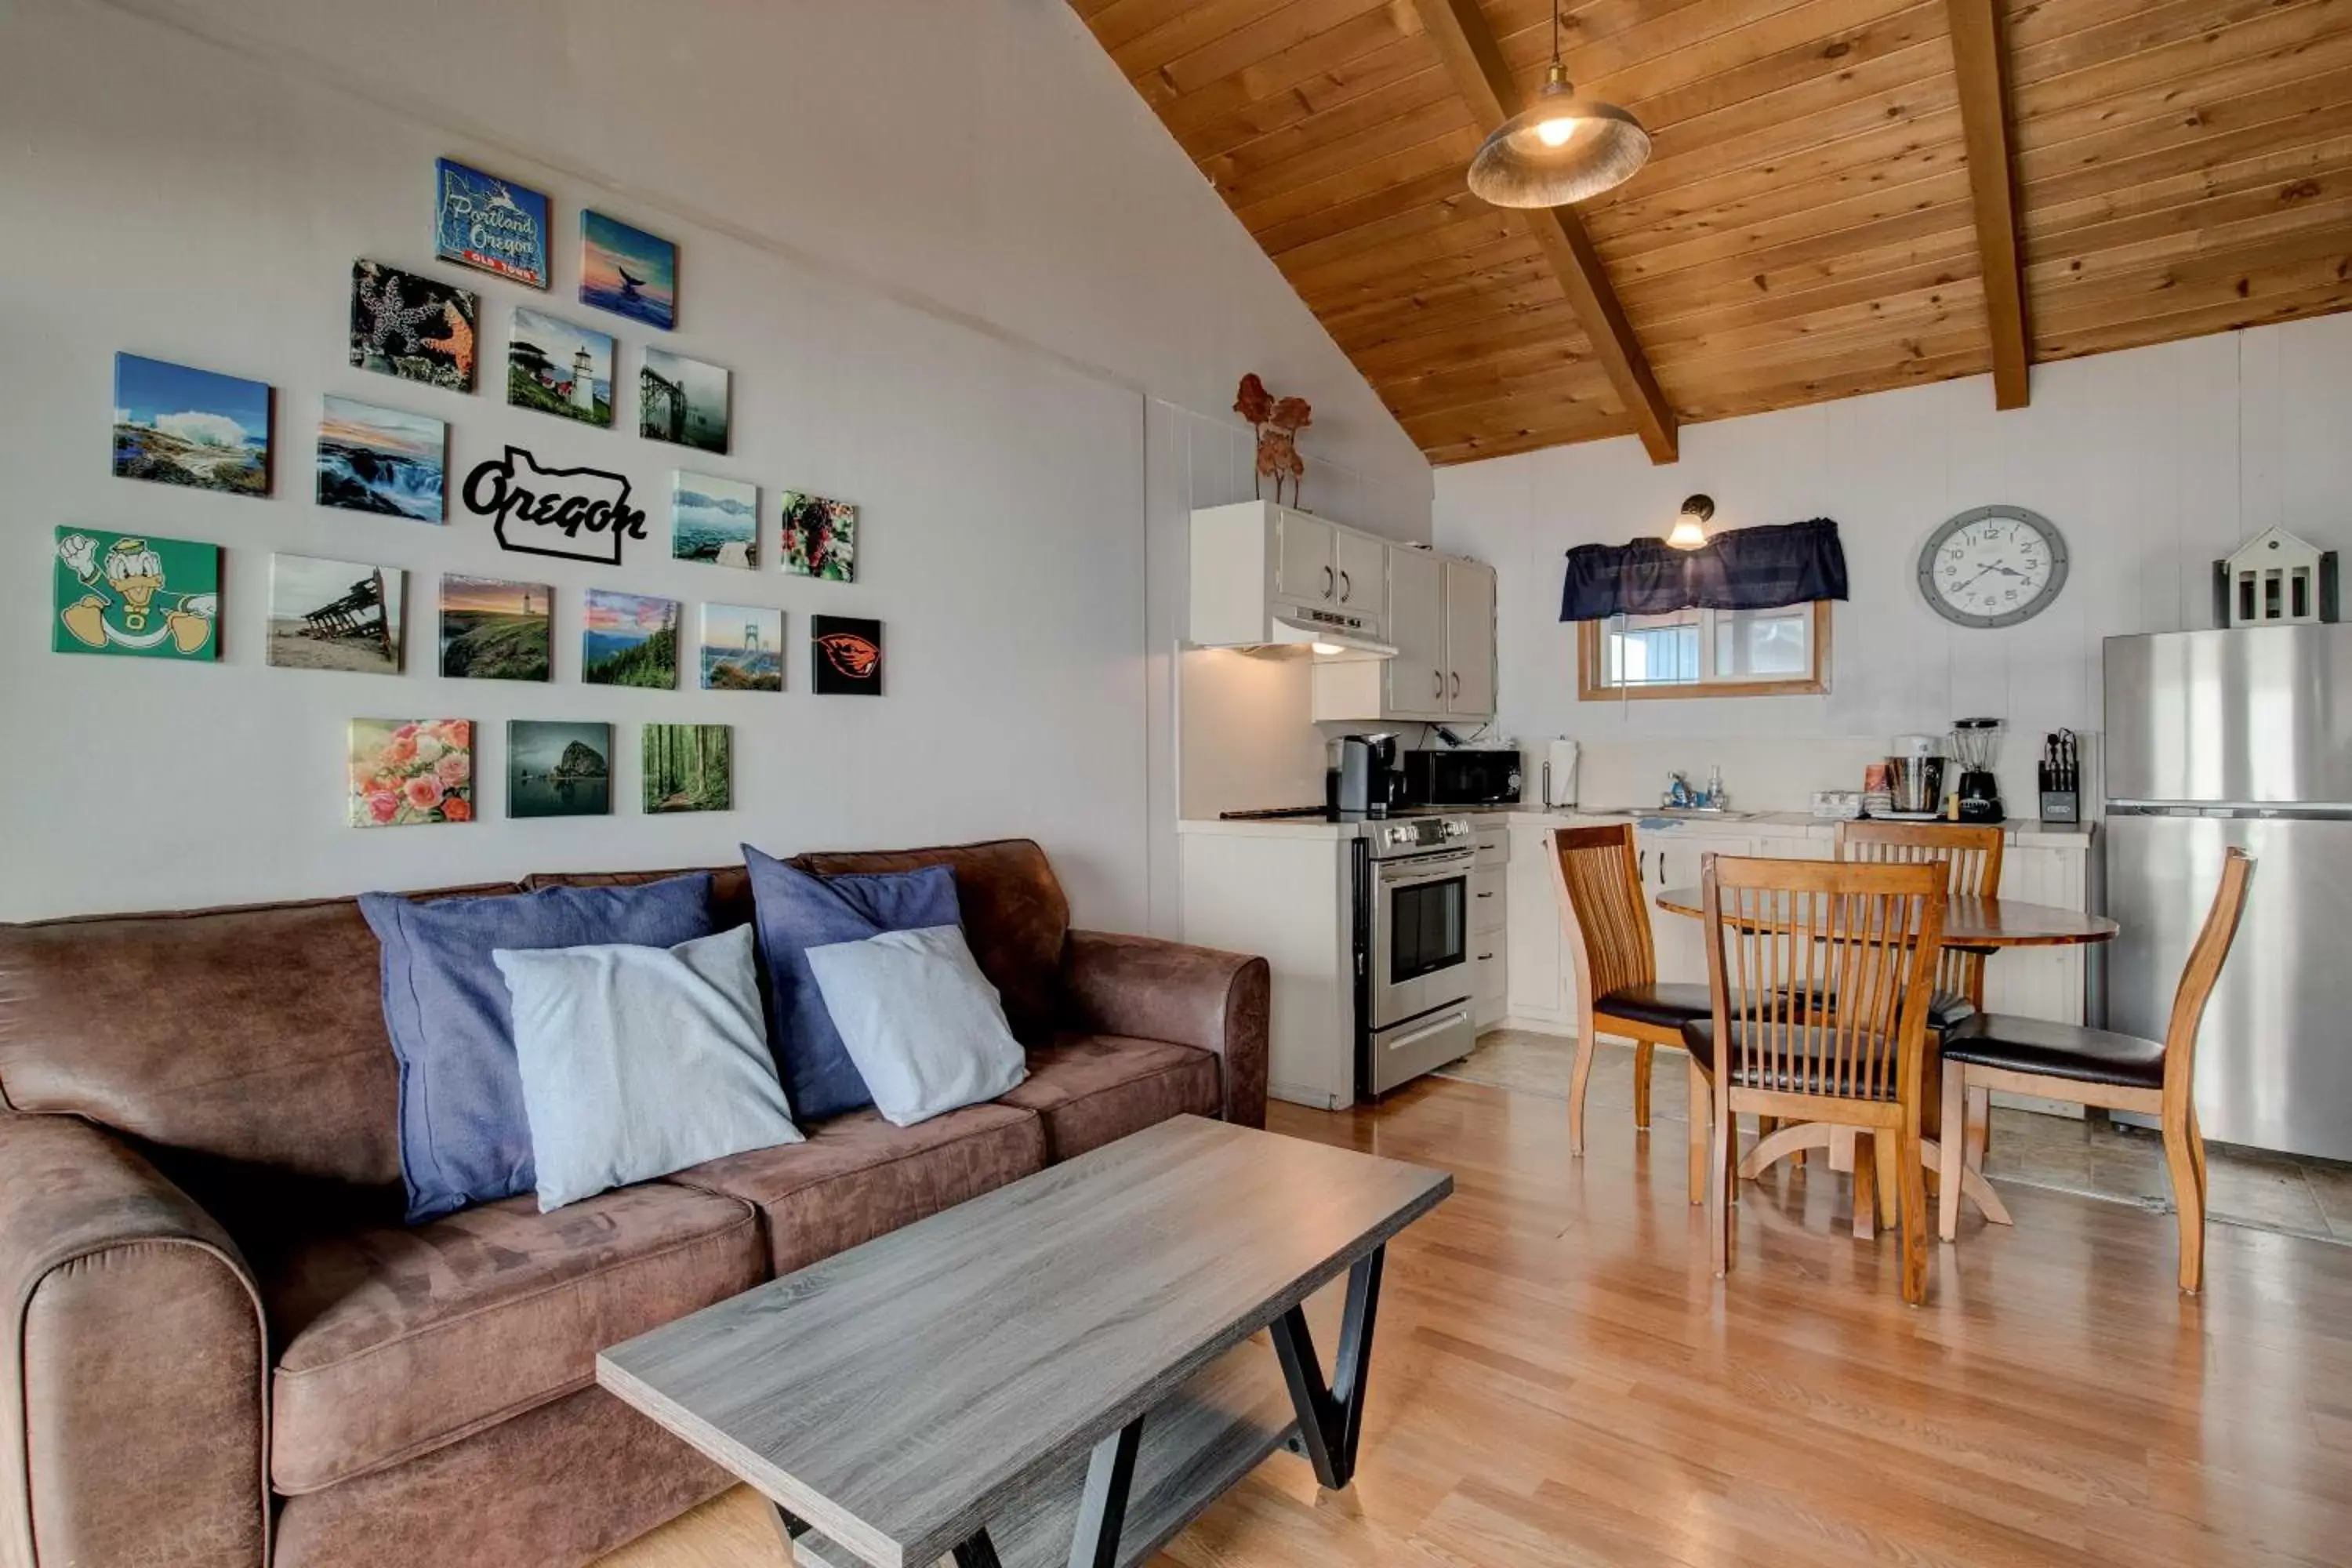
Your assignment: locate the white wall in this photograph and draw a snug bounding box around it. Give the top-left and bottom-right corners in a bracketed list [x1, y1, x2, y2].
[1436, 316, 2352, 810]
[0, 0, 1432, 924]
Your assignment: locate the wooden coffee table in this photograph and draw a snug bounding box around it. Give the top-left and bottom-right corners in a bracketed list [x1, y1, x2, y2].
[598, 1115, 1451, 1568]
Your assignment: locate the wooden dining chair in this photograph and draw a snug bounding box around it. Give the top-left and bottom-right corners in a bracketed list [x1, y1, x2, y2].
[1835, 819, 2005, 1028]
[1687, 855, 1947, 1305]
[1937, 848, 2255, 1294]
[1552, 825, 1713, 1201]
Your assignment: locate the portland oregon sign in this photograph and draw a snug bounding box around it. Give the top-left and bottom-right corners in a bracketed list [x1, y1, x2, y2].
[461, 445, 648, 566]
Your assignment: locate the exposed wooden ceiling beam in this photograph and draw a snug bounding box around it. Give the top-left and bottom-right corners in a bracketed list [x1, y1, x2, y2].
[1410, 0, 1679, 464]
[1947, 0, 2031, 410]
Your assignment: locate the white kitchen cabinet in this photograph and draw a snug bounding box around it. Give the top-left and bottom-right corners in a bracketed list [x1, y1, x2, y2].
[1443, 559, 1496, 718]
[1310, 548, 1494, 724]
[1472, 824, 1508, 1029]
[1635, 830, 1755, 985]
[1189, 500, 1389, 647]
[1275, 509, 1338, 605]
[1334, 528, 1389, 626]
[1504, 822, 1573, 1029]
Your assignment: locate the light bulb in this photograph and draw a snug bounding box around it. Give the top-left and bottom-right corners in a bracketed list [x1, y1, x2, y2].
[1666, 515, 1708, 550]
[1535, 115, 1578, 147]
[1311, 641, 1344, 656]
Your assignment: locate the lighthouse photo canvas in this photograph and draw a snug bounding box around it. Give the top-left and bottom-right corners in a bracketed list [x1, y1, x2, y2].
[506, 309, 613, 427]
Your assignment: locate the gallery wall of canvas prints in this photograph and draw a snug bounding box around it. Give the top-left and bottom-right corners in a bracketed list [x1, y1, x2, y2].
[350, 719, 473, 827]
[639, 349, 730, 454]
[268, 555, 403, 676]
[440, 574, 551, 681]
[112, 354, 270, 497]
[781, 491, 858, 582]
[581, 211, 677, 331]
[673, 472, 757, 568]
[351, 262, 478, 392]
[701, 604, 783, 691]
[434, 158, 550, 289]
[53, 528, 220, 661]
[509, 720, 611, 818]
[507, 309, 612, 426]
[644, 724, 731, 814]
[318, 397, 447, 522]
[811, 615, 883, 696]
[583, 588, 679, 688]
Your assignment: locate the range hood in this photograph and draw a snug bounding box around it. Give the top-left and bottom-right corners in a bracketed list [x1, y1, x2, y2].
[1269, 611, 1396, 662]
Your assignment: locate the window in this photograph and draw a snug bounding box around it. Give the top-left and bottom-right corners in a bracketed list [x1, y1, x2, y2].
[1578, 601, 1831, 700]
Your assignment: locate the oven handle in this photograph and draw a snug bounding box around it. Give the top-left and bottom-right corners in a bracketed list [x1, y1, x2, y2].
[1383, 1007, 1472, 1054]
[1375, 852, 1475, 885]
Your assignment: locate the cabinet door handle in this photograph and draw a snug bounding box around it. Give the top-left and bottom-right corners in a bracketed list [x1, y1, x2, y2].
[1322, 564, 1335, 599]
[1478, 952, 1495, 963]
[1433, 670, 1444, 699]
[1475, 890, 1495, 899]
[1451, 672, 1462, 699]
[1338, 569, 1352, 602]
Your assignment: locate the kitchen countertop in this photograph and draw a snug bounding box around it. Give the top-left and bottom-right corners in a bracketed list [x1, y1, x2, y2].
[1177, 808, 2095, 849]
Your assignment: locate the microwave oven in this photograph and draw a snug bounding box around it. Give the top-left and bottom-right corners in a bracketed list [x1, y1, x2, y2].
[1399, 748, 1522, 807]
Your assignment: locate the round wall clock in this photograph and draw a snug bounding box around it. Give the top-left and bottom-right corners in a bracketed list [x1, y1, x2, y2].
[1918, 505, 2069, 628]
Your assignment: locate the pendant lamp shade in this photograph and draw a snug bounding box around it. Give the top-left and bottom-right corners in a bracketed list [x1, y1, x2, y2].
[1467, 67, 1650, 209]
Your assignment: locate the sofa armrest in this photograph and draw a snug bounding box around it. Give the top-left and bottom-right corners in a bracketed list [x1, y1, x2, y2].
[0, 1113, 268, 1568]
[1062, 932, 1270, 1129]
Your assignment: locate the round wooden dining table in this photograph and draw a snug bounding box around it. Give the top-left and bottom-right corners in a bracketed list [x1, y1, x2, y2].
[1651, 884, 2118, 1232]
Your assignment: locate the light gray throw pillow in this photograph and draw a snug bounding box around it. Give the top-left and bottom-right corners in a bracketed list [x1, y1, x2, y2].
[493, 924, 803, 1211]
[802, 925, 1029, 1127]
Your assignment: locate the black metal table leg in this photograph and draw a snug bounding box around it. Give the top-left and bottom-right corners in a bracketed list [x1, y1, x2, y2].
[1065, 1416, 1145, 1568]
[952, 1529, 1007, 1568]
[1269, 1243, 1385, 1491]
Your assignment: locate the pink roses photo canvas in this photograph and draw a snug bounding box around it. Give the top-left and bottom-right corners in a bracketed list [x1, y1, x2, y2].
[349, 718, 474, 827]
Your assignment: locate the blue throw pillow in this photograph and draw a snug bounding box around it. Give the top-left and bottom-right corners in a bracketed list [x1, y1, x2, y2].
[740, 844, 961, 1121]
[361, 875, 714, 1222]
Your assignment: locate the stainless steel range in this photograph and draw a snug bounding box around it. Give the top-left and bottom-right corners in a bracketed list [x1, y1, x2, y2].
[1356, 813, 1479, 1098]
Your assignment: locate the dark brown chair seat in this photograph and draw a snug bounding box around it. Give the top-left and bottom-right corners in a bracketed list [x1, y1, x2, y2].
[1777, 984, 1975, 1031]
[1680, 1019, 1904, 1101]
[1939, 1014, 2166, 1091]
[1594, 982, 1712, 1029]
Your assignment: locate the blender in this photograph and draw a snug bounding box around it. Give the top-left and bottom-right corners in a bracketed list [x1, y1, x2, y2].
[1950, 717, 2004, 823]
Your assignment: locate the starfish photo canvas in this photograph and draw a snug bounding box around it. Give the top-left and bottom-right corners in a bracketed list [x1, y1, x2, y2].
[350, 261, 477, 391]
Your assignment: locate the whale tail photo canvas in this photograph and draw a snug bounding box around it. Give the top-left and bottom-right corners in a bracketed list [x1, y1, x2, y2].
[581, 211, 677, 330]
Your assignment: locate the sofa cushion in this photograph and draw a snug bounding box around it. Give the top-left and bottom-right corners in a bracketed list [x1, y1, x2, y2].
[524, 865, 755, 933]
[361, 874, 717, 1221]
[999, 1033, 1221, 1162]
[263, 1181, 761, 1494]
[788, 840, 1069, 1045]
[668, 1101, 1046, 1276]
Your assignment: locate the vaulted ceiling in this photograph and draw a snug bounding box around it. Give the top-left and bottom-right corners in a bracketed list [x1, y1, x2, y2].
[1071, 0, 2352, 465]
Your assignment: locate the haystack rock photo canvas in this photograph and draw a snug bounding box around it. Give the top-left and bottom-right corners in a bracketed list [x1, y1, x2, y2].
[317, 397, 446, 522]
[508, 720, 611, 818]
[581, 210, 677, 331]
[111, 354, 270, 497]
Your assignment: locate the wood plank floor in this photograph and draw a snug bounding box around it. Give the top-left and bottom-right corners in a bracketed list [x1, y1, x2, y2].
[606, 1074, 2352, 1567]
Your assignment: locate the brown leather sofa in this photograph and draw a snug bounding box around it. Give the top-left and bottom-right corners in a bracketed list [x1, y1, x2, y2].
[0, 839, 1269, 1568]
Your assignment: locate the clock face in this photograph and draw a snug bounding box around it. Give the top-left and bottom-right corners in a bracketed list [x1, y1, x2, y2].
[1918, 506, 2068, 629]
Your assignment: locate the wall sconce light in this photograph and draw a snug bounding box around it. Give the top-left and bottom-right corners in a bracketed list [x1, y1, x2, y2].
[1667, 494, 1714, 551]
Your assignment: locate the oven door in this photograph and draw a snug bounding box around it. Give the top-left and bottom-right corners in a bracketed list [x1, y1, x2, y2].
[1370, 848, 1475, 1028]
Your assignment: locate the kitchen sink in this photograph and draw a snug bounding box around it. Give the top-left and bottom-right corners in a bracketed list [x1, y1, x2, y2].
[1579, 806, 1763, 822]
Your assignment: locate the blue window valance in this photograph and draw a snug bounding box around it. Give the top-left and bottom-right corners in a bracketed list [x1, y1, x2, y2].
[1559, 517, 1848, 621]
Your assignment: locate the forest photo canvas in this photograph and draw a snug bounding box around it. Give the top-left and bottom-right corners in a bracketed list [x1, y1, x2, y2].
[643, 724, 731, 814]
[583, 588, 679, 688]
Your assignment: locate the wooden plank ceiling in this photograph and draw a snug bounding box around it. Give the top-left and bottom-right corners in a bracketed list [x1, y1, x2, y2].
[1071, 0, 2352, 464]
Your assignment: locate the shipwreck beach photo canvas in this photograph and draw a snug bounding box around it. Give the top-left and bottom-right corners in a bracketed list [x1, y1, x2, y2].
[267, 554, 403, 676]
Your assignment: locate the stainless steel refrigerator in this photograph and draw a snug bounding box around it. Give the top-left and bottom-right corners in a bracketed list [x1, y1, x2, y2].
[2105, 623, 2352, 1161]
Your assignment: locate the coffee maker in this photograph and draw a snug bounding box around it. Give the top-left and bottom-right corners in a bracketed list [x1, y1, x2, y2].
[1331, 733, 1403, 817]
[1882, 733, 1946, 819]
[1950, 717, 2004, 823]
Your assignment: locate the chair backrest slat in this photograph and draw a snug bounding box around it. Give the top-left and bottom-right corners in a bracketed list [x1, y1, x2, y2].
[2162, 848, 2257, 1112]
[1552, 825, 1657, 1011]
[1700, 855, 1947, 1104]
[1836, 820, 2003, 1005]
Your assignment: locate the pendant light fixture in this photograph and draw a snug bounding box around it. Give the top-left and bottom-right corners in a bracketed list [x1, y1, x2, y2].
[1666, 495, 1714, 551]
[1466, 0, 1651, 208]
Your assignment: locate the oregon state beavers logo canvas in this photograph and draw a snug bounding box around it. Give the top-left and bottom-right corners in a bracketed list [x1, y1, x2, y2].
[810, 615, 883, 695]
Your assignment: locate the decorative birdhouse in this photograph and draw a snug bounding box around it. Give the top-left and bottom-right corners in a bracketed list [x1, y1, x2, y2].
[2216, 527, 2337, 626]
